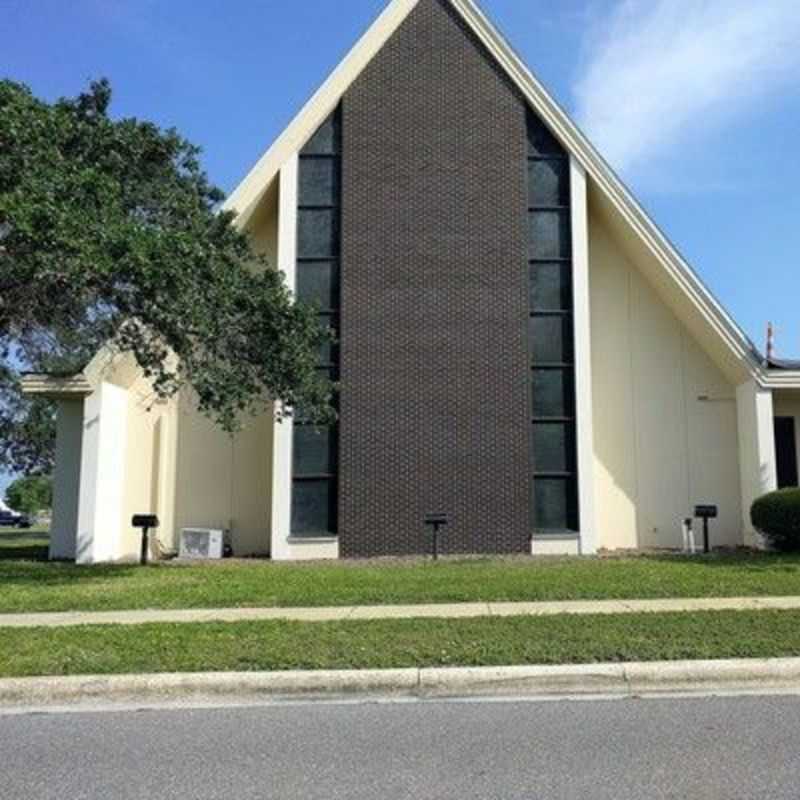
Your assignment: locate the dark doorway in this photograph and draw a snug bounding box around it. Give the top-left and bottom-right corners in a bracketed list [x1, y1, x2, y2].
[774, 417, 799, 489]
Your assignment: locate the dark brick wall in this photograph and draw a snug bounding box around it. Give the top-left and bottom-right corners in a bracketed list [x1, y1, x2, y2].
[338, 0, 531, 556]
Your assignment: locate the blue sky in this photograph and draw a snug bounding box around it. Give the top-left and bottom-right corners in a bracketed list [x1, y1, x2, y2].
[2, 0, 799, 497]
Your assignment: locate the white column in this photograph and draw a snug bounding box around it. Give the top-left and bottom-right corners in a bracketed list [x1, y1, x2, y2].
[570, 156, 598, 555]
[151, 410, 178, 552]
[736, 379, 777, 547]
[75, 382, 129, 563]
[49, 400, 84, 560]
[270, 155, 299, 561]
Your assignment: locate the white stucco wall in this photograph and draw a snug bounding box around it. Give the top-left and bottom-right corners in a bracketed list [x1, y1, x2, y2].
[117, 375, 179, 560]
[75, 382, 128, 563]
[736, 380, 777, 547]
[171, 397, 272, 557]
[46, 345, 271, 563]
[49, 400, 84, 560]
[570, 157, 597, 555]
[168, 181, 278, 558]
[589, 209, 742, 550]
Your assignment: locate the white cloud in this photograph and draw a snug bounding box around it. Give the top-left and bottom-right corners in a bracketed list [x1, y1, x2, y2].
[573, 0, 800, 182]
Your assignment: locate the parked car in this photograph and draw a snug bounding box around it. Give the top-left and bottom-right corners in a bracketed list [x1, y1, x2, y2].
[0, 510, 31, 529]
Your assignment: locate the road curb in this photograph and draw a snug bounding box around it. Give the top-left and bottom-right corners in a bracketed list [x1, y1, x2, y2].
[624, 658, 800, 694]
[4, 658, 800, 710]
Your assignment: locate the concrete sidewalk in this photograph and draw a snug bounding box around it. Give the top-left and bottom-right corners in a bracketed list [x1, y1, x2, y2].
[3, 595, 800, 628]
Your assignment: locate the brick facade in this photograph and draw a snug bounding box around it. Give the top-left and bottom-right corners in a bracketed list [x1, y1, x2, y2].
[338, 0, 531, 556]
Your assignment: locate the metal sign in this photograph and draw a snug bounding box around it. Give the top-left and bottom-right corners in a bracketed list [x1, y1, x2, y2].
[424, 513, 449, 560]
[694, 505, 718, 519]
[694, 505, 718, 553]
[132, 515, 159, 565]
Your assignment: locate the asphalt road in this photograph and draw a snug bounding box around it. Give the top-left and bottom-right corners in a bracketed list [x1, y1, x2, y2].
[3, 694, 800, 799]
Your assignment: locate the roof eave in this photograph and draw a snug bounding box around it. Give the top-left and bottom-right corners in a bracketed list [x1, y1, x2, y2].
[20, 373, 93, 399]
[223, 0, 766, 383]
[450, 0, 762, 379]
[222, 0, 422, 226]
[760, 370, 800, 390]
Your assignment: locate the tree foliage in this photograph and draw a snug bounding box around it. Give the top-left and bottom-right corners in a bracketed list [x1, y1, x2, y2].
[5, 474, 52, 515]
[0, 78, 332, 473]
[0, 368, 55, 475]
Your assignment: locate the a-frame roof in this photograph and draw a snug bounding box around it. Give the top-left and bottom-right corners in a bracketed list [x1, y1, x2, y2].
[224, 0, 787, 387]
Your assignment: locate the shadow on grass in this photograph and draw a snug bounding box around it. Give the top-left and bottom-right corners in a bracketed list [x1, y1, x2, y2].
[0, 545, 49, 562]
[0, 531, 48, 541]
[0, 530, 148, 585]
[0, 560, 158, 591]
[637, 551, 800, 574]
[0, 531, 50, 563]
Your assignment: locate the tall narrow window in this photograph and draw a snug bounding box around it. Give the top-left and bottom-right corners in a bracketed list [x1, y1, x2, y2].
[291, 109, 341, 536]
[775, 417, 799, 489]
[527, 113, 579, 532]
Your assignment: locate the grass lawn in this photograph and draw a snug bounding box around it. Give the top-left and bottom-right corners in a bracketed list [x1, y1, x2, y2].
[3, 531, 800, 613]
[2, 610, 800, 677]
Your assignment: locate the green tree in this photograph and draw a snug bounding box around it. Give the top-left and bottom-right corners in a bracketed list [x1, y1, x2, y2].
[0, 78, 332, 474]
[5, 475, 52, 515]
[0, 363, 56, 474]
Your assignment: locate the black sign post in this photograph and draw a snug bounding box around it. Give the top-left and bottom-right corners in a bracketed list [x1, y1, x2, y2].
[132, 514, 159, 565]
[694, 505, 718, 554]
[424, 513, 449, 561]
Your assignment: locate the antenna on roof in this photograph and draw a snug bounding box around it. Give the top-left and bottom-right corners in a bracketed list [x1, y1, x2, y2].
[766, 322, 775, 364]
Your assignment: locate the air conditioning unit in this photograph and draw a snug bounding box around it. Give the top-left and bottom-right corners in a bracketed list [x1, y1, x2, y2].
[179, 528, 227, 560]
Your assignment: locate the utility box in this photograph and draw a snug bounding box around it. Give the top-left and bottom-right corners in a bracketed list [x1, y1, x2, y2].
[179, 528, 226, 560]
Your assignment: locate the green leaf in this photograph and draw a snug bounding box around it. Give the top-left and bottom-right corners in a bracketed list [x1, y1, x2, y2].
[0, 78, 333, 473]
